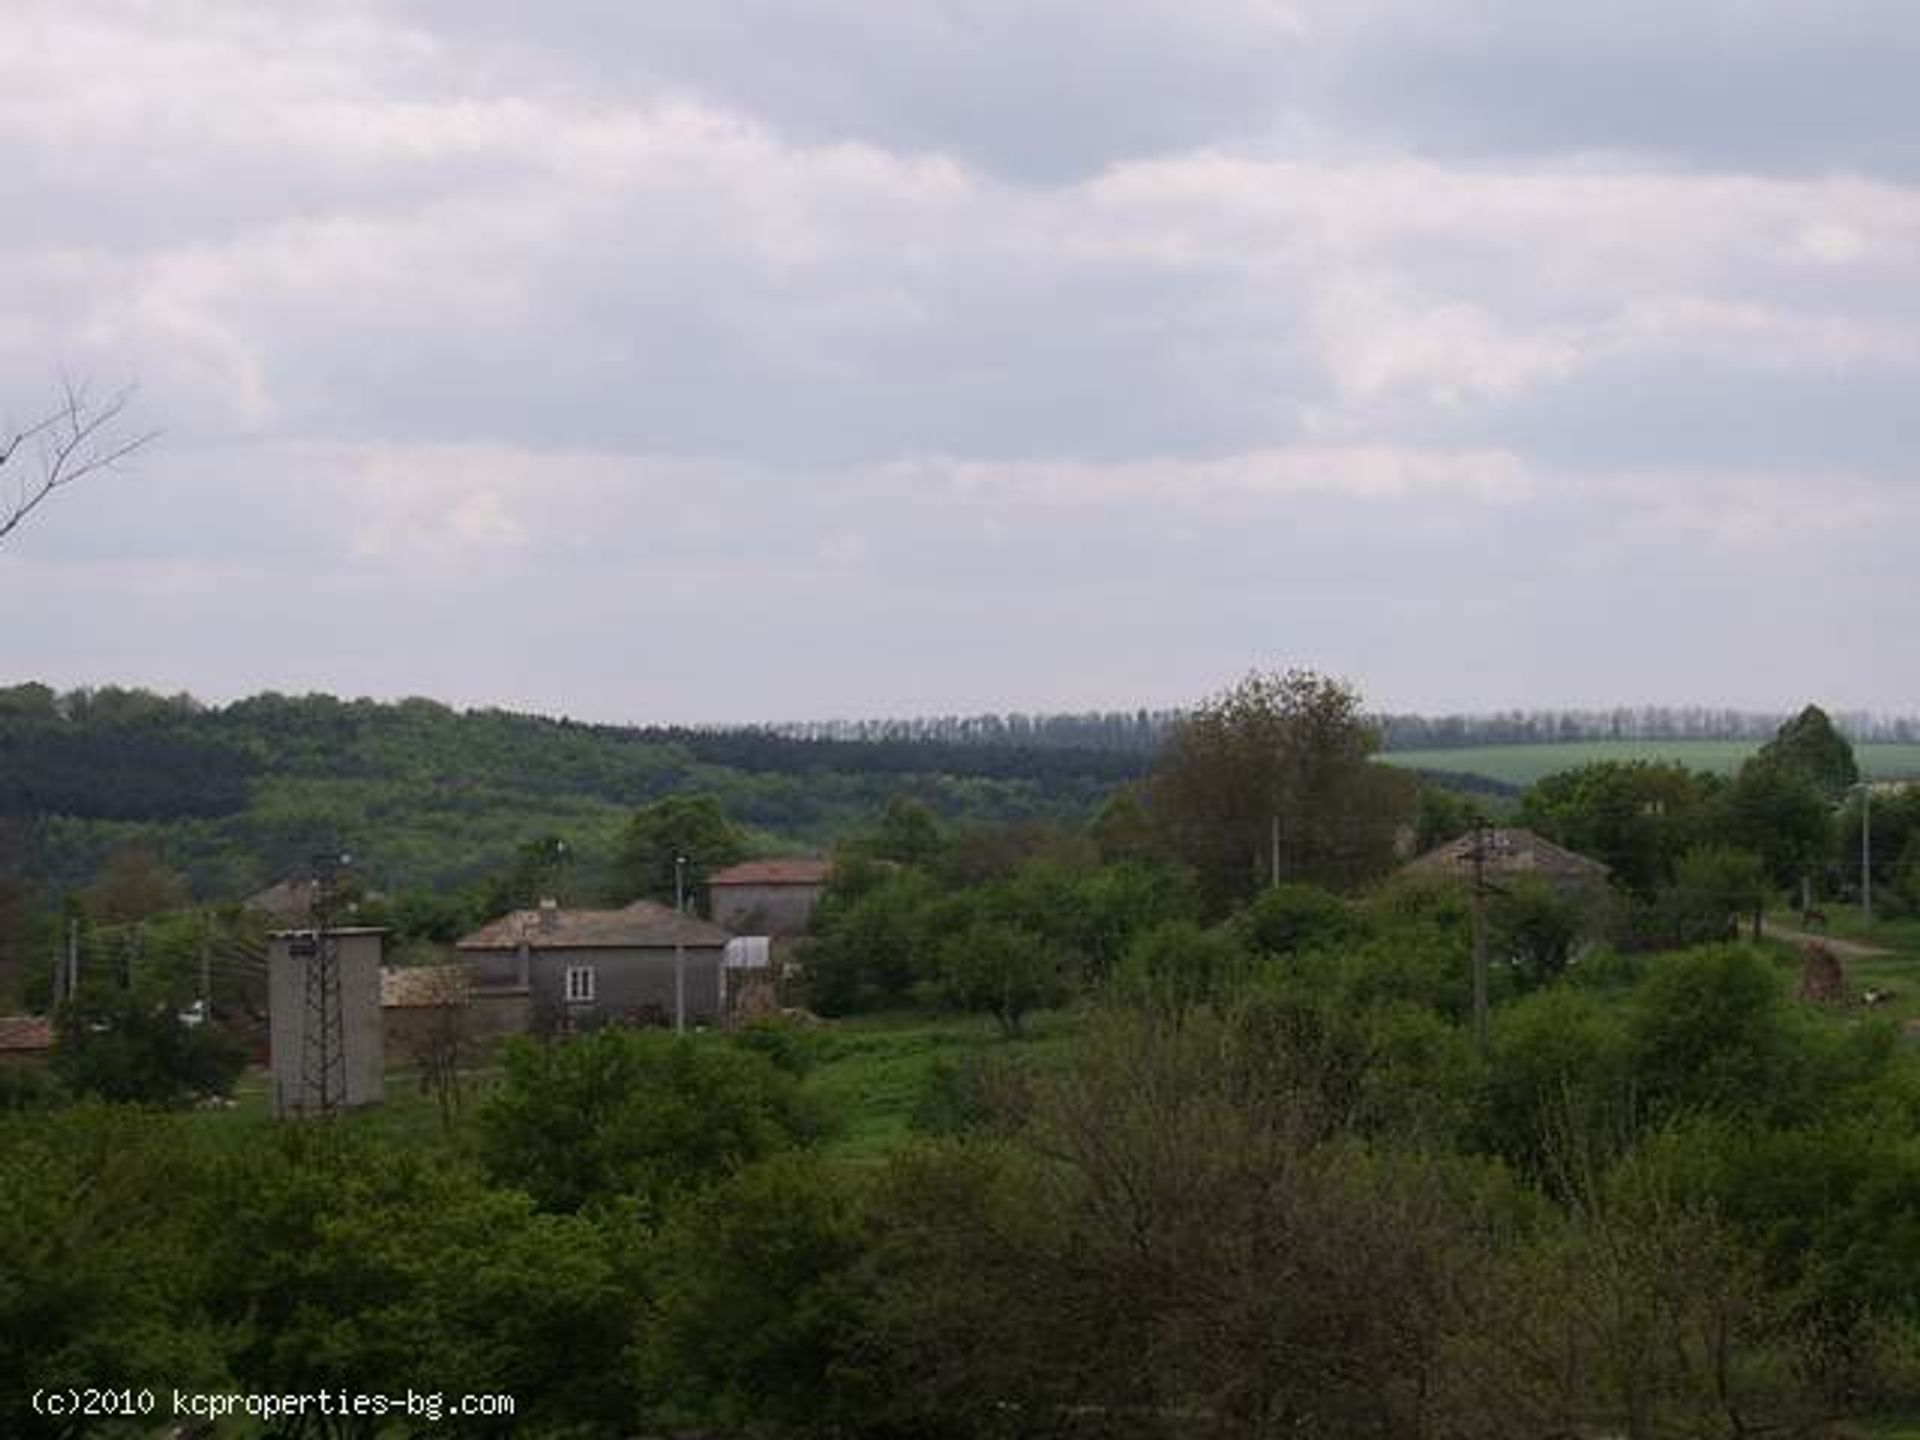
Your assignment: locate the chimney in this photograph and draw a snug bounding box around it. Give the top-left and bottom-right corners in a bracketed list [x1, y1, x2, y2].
[538, 896, 560, 933]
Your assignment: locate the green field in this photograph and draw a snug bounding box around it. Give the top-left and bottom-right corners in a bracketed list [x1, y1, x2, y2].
[1382, 740, 1920, 789]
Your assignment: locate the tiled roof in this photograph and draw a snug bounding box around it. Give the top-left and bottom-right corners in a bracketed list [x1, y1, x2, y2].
[0, 1016, 54, 1053]
[707, 858, 835, 887]
[380, 965, 469, 1008]
[457, 900, 732, 951]
[1401, 827, 1610, 882]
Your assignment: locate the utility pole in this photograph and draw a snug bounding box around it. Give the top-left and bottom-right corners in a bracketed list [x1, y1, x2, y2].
[1467, 823, 1491, 1056]
[673, 853, 688, 1035]
[199, 909, 212, 1023]
[1862, 783, 1873, 925]
[66, 918, 79, 1003]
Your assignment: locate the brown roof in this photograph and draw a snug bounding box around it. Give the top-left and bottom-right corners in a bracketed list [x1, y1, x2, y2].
[380, 965, 469, 1008]
[457, 900, 732, 951]
[707, 859, 835, 887]
[0, 1016, 54, 1053]
[1400, 827, 1610, 884]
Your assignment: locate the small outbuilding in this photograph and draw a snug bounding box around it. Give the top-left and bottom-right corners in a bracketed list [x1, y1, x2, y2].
[707, 858, 834, 936]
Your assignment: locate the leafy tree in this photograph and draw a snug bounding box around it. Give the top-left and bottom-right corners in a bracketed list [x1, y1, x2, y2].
[209, 1130, 634, 1437]
[1235, 882, 1364, 960]
[801, 867, 943, 1015]
[1757, 703, 1859, 798]
[1627, 945, 1816, 1127]
[85, 846, 188, 924]
[1719, 756, 1830, 898]
[1086, 783, 1166, 863]
[1483, 986, 1633, 1176]
[1148, 668, 1413, 908]
[1659, 845, 1771, 944]
[857, 795, 948, 868]
[1489, 876, 1587, 988]
[478, 832, 577, 914]
[608, 793, 746, 907]
[478, 1028, 826, 1215]
[936, 918, 1066, 1036]
[636, 1152, 872, 1435]
[1517, 760, 1722, 897]
[0, 1108, 228, 1439]
[1109, 920, 1254, 1016]
[52, 989, 245, 1105]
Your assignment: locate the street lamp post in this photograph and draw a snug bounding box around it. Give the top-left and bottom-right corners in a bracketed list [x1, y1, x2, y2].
[673, 854, 688, 1034]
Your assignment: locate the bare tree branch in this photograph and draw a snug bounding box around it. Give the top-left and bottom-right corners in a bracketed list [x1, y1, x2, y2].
[0, 379, 159, 544]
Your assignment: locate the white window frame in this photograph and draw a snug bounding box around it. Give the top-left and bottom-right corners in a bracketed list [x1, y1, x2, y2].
[564, 965, 596, 1004]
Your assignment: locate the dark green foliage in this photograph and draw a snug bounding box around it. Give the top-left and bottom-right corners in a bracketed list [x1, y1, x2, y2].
[1109, 920, 1255, 1016]
[636, 1153, 872, 1435]
[1483, 986, 1633, 1176]
[1488, 876, 1587, 987]
[935, 918, 1066, 1036]
[1721, 756, 1831, 893]
[478, 1028, 827, 1215]
[1626, 944, 1815, 1126]
[1517, 759, 1724, 896]
[0, 1107, 230, 1439]
[1148, 668, 1416, 908]
[609, 792, 747, 906]
[52, 990, 246, 1105]
[1635, 844, 1770, 949]
[1235, 882, 1364, 959]
[802, 866, 944, 1014]
[1757, 703, 1860, 798]
[208, 1128, 634, 1437]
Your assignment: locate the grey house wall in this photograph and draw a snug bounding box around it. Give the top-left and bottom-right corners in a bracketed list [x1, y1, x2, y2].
[710, 883, 826, 936]
[464, 945, 727, 1028]
[268, 929, 385, 1115]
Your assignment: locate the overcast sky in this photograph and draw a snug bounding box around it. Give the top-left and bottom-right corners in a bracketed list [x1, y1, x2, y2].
[3, 2, 1915, 722]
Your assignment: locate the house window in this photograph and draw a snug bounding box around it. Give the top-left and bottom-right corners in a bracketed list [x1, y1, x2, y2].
[565, 966, 596, 1004]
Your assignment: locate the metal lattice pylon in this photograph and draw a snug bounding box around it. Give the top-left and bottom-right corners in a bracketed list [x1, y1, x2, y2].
[299, 929, 346, 1114]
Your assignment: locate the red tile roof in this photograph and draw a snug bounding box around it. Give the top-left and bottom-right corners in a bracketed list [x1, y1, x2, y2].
[707, 859, 835, 887]
[0, 1016, 54, 1053]
[456, 900, 732, 951]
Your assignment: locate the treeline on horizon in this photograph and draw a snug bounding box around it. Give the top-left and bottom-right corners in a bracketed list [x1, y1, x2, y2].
[777, 703, 1920, 751]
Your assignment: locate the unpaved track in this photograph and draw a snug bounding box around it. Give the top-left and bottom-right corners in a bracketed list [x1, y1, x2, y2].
[1760, 920, 1896, 960]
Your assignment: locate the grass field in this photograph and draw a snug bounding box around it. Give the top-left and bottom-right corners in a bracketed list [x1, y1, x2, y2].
[1382, 740, 1920, 789]
[193, 1012, 1076, 1164]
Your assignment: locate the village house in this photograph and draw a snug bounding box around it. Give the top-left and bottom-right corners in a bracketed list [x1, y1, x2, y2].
[1398, 826, 1611, 894]
[0, 1015, 54, 1067]
[456, 899, 733, 1030]
[706, 858, 834, 935]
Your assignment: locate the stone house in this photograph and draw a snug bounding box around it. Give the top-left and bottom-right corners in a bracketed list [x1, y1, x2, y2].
[706, 858, 834, 936]
[456, 900, 733, 1030]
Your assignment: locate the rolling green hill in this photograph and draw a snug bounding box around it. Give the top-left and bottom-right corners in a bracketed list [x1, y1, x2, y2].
[1380, 739, 1920, 789]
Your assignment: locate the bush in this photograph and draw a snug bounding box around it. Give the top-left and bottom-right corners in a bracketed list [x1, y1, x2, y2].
[478, 1028, 830, 1215]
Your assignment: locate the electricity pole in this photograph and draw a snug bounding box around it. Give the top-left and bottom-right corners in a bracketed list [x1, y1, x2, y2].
[1860, 783, 1873, 925]
[1467, 823, 1491, 1055]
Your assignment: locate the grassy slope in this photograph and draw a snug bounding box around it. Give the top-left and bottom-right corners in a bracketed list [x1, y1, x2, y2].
[1382, 740, 1920, 788]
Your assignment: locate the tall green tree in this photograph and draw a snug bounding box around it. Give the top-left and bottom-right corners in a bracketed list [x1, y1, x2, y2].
[1148, 669, 1412, 908]
[1756, 703, 1859, 798]
[609, 793, 746, 907]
